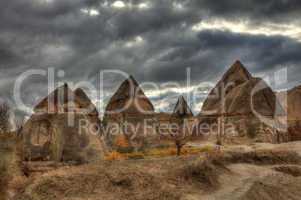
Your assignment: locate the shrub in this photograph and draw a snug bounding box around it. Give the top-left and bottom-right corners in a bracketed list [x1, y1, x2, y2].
[0, 164, 8, 200]
[115, 135, 129, 148]
[147, 147, 177, 157]
[137, 139, 150, 152]
[147, 146, 214, 158]
[105, 151, 126, 161]
[180, 159, 224, 189]
[126, 152, 145, 160]
[222, 150, 301, 165]
[273, 166, 301, 177]
[116, 146, 134, 154]
[0, 102, 10, 134]
[0, 134, 16, 200]
[114, 135, 135, 153]
[153, 143, 172, 149]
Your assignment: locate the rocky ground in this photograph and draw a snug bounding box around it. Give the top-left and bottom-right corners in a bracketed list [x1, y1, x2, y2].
[7, 141, 301, 200]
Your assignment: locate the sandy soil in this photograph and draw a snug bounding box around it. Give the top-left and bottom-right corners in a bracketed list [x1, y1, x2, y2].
[10, 141, 301, 200]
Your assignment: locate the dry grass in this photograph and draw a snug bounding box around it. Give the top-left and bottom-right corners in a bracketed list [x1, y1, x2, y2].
[14, 161, 182, 200]
[12, 142, 301, 200]
[241, 174, 301, 200]
[178, 157, 228, 190]
[13, 153, 230, 200]
[0, 133, 17, 200]
[105, 151, 126, 161]
[273, 165, 301, 177]
[104, 145, 213, 161]
[222, 150, 301, 165]
[0, 164, 9, 200]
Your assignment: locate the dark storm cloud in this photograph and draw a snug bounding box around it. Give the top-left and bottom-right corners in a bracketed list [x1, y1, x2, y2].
[0, 48, 18, 66]
[0, 0, 300, 116]
[112, 1, 200, 39]
[196, 30, 301, 68]
[141, 29, 301, 85]
[189, 0, 301, 24]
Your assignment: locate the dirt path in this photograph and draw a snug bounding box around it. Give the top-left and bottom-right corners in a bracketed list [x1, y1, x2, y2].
[11, 142, 301, 200]
[180, 164, 273, 200]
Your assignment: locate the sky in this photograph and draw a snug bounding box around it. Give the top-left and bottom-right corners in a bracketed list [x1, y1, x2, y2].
[0, 0, 301, 118]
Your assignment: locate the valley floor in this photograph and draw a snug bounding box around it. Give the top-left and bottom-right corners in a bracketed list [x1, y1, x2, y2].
[10, 141, 301, 200]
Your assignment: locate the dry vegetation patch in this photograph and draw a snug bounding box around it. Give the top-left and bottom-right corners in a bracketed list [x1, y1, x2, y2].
[14, 162, 182, 200]
[0, 134, 19, 200]
[273, 165, 301, 177]
[240, 175, 301, 200]
[222, 150, 301, 165]
[12, 143, 301, 200]
[178, 158, 228, 190]
[104, 145, 213, 161]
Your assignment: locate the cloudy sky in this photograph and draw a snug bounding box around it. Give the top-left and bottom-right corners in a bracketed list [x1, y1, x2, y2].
[1, 0, 301, 117]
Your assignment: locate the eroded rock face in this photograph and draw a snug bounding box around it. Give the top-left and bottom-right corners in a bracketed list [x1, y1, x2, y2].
[277, 86, 301, 141]
[201, 61, 280, 116]
[104, 75, 154, 120]
[202, 60, 252, 114]
[172, 96, 193, 118]
[277, 85, 301, 121]
[199, 61, 283, 139]
[103, 76, 155, 151]
[0, 135, 12, 200]
[22, 84, 101, 163]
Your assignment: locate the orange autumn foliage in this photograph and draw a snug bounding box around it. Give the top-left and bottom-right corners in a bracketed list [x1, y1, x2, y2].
[104, 151, 126, 161]
[114, 135, 129, 148]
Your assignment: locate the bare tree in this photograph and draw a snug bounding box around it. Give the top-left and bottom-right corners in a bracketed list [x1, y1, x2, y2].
[156, 96, 203, 156]
[157, 117, 199, 156]
[0, 102, 10, 133]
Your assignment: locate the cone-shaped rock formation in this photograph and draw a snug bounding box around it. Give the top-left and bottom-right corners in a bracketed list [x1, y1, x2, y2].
[201, 61, 282, 117]
[199, 61, 284, 140]
[104, 75, 154, 121]
[22, 84, 101, 162]
[172, 96, 193, 118]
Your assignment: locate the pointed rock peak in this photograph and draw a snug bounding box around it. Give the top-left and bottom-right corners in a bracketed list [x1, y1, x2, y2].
[200, 61, 253, 115]
[179, 95, 186, 102]
[74, 88, 88, 99]
[125, 75, 139, 86]
[34, 83, 73, 111]
[233, 60, 243, 67]
[74, 88, 95, 107]
[227, 60, 252, 79]
[128, 75, 135, 80]
[54, 82, 68, 90]
[74, 87, 83, 93]
[292, 85, 301, 91]
[115, 75, 141, 96]
[231, 60, 245, 71]
[63, 82, 68, 87]
[105, 74, 154, 113]
[56, 83, 72, 95]
[74, 88, 99, 115]
[54, 82, 71, 94]
[173, 95, 193, 118]
[178, 96, 189, 107]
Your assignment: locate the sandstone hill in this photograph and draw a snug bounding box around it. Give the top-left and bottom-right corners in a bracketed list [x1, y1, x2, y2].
[201, 60, 281, 117]
[21, 84, 101, 162]
[199, 61, 284, 139]
[277, 85, 301, 121]
[104, 75, 154, 121]
[172, 95, 193, 118]
[277, 85, 301, 140]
